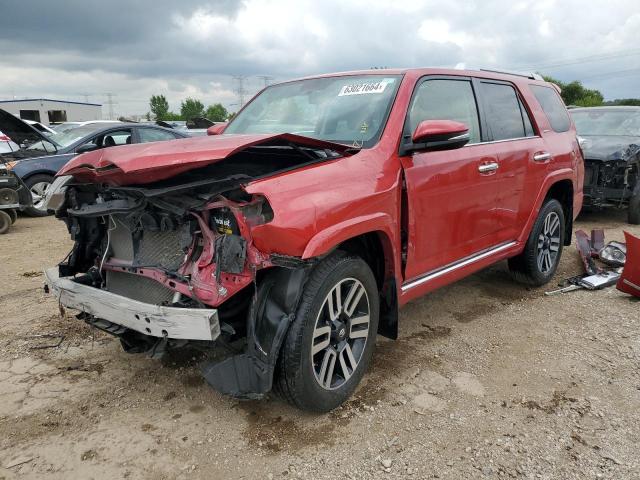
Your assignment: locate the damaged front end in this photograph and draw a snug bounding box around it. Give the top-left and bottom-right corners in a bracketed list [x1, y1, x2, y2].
[45, 135, 349, 398]
[582, 141, 640, 209]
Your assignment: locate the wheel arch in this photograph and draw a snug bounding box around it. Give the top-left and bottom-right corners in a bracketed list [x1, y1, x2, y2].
[519, 171, 576, 248]
[303, 218, 399, 340]
[543, 178, 574, 246]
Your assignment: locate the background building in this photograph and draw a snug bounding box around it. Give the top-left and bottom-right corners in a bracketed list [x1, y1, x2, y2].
[0, 98, 102, 125]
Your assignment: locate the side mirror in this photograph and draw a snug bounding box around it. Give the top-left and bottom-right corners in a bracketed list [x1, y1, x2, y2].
[207, 123, 227, 136]
[75, 143, 98, 154]
[408, 120, 470, 153]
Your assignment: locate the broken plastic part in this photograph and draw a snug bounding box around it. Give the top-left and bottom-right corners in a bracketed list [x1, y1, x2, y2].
[617, 231, 640, 298]
[598, 241, 627, 267]
[201, 267, 309, 399]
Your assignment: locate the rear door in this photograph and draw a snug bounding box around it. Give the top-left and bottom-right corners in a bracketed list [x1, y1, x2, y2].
[475, 79, 545, 241]
[400, 77, 504, 280]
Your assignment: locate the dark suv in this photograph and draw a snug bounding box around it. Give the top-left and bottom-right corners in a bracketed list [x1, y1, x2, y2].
[45, 68, 583, 411]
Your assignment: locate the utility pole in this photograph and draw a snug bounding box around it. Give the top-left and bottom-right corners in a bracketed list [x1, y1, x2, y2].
[257, 75, 274, 88]
[104, 93, 117, 120]
[232, 75, 248, 108]
[82, 93, 90, 103]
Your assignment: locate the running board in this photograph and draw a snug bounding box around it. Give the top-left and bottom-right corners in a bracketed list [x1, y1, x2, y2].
[401, 241, 517, 293]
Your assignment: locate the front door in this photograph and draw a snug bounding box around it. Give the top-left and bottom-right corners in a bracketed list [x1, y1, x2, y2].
[400, 77, 502, 280]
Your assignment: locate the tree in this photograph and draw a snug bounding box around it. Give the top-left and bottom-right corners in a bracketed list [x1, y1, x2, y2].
[541, 75, 604, 107]
[149, 94, 170, 121]
[205, 103, 229, 122]
[604, 98, 640, 106]
[180, 97, 205, 121]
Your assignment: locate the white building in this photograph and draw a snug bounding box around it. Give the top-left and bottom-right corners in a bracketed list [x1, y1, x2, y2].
[0, 98, 103, 125]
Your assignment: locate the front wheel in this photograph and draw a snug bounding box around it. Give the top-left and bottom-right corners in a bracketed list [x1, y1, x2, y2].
[509, 199, 565, 286]
[275, 252, 379, 412]
[24, 174, 54, 217]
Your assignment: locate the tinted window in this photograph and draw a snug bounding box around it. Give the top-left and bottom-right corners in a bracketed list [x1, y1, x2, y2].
[104, 130, 131, 146]
[479, 82, 529, 141]
[530, 85, 571, 133]
[520, 99, 535, 137]
[139, 128, 179, 143]
[408, 79, 481, 144]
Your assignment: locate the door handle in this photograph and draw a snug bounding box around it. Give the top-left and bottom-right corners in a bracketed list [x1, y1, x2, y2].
[478, 162, 499, 173]
[533, 151, 552, 163]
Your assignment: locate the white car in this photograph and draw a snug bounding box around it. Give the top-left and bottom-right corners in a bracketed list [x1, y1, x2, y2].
[0, 129, 20, 154]
[24, 120, 56, 136]
[51, 120, 122, 134]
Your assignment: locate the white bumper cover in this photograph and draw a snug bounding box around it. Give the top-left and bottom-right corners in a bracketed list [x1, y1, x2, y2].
[44, 267, 220, 341]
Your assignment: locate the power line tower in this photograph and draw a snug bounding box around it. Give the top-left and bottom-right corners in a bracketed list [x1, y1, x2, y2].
[104, 93, 118, 120]
[257, 75, 274, 88]
[232, 75, 248, 108]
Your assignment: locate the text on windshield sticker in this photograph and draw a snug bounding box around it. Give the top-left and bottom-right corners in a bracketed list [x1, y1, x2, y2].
[338, 81, 388, 96]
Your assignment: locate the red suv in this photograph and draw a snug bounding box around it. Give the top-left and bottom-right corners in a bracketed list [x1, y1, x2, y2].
[45, 68, 583, 411]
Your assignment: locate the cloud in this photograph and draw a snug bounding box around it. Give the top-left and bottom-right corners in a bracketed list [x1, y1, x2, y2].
[0, 0, 638, 115]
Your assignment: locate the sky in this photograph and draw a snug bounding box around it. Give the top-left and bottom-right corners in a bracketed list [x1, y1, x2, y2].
[0, 0, 638, 117]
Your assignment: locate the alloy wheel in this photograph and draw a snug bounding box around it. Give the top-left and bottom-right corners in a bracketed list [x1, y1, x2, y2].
[30, 181, 51, 211]
[311, 278, 370, 390]
[537, 211, 561, 273]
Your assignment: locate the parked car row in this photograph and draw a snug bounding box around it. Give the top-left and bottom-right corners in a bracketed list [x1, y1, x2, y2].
[0, 110, 190, 215]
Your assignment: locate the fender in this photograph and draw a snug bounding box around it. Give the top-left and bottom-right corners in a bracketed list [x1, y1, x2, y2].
[517, 168, 577, 246]
[302, 212, 398, 260]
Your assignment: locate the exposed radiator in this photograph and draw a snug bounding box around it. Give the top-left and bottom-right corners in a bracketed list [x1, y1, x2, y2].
[106, 270, 175, 305]
[109, 215, 186, 270]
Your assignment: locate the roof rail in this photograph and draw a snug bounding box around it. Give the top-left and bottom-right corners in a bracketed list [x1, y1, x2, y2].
[479, 68, 544, 81]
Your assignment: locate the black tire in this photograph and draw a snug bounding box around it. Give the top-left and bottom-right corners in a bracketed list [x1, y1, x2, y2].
[6, 208, 17, 224]
[508, 199, 565, 286]
[275, 251, 379, 412]
[23, 174, 54, 217]
[0, 210, 11, 234]
[628, 187, 640, 225]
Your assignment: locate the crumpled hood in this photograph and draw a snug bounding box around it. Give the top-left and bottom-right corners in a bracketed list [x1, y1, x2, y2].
[581, 135, 640, 162]
[58, 132, 354, 185]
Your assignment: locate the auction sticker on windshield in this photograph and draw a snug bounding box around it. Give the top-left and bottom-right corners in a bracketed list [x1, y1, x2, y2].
[338, 80, 390, 96]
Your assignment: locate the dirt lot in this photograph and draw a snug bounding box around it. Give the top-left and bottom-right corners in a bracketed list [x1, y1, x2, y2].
[0, 212, 639, 480]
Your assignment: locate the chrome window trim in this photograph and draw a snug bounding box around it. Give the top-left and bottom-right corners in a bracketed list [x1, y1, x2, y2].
[401, 241, 517, 292]
[464, 135, 541, 147]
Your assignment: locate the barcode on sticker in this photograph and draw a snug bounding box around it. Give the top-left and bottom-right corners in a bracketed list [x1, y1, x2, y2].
[338, 81, 388, 96]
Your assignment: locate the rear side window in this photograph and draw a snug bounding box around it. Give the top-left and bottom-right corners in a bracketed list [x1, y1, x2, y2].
[479, 82, 532, 141]
[530, 85, 571, 133]
[408, 79, 481, 144]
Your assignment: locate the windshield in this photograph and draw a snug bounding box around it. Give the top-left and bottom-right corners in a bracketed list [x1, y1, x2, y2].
[28, 124, 103, 151]
[224, 75, 402, 148]
[571, 109, 640, 137]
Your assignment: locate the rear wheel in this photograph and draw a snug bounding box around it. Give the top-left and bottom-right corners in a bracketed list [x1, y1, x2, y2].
[0, 210, 11, 234]
[275, 252, 379, 412]
[24, 174, 54, 217]
[509, 199, 565, 286]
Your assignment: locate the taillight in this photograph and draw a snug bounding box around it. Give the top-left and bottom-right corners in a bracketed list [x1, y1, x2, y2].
[0, 134, 11, 142]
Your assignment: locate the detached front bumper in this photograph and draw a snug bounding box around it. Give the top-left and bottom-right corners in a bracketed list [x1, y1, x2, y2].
[44, 267, 221, 341]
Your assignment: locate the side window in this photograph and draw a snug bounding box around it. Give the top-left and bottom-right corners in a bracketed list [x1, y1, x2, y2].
[139, 128, 180, 143]
[519, 98, 536, 137]
[99, 129, 132, 147]
[479, 82, 528, 141]
[408, 79, 481, 144]
[529, 85, 571, 133]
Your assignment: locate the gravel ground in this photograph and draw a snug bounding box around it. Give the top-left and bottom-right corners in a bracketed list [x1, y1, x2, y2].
[0, 211, 638, 480]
